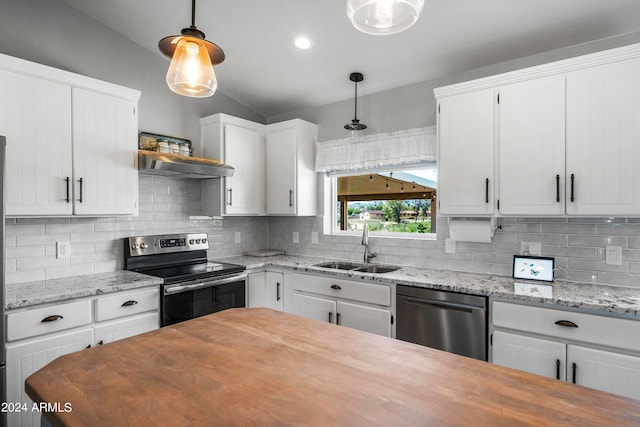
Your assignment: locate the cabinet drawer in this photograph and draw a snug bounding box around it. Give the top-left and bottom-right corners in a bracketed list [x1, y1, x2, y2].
[292, 273, 391, 306]
[94, 312, 159, 345]
[492, 301, 640, 352]
[95, 287, 159, 322]
[7, 300, 92, 342]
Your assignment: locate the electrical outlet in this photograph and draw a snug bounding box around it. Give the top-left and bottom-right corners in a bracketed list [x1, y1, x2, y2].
[293, 232, 299, 244]
[311, 232, 318, 244]
[445, 238, 456, 254]
[521, 242, 541, 256]
[605, 246, 622, 266]
[56, 241, 71, 259]
[234, 231, 241, 244]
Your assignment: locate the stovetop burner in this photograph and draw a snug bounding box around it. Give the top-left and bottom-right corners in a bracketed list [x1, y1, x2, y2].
[124, 233, 245, 284]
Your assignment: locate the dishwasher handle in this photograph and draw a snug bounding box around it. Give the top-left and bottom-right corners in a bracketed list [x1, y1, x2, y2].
[404, 296, 485, 313]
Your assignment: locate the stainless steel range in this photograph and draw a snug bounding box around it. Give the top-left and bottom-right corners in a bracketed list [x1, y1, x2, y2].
[124, 233, 246, 326]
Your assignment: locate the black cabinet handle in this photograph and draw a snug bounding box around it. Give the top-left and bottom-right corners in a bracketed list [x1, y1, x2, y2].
[485, 178, 489, 203]
[41, 315, 63, 323]
[330, 284, 342, 290]
[555, 320, 578, 328]
[570, 174, 575, 202]
[556, 359, 561, 380]
[289, 189, 293, 207]
[98, 340, 104, 346]
[556, 174, 560, 203]
[336, 312, 341, 325]
[276, 282, 281, 301]
[65, 177, 70, 203]
[572, 362, 577, 384]
[78, 177, 84, 203]
[121, 300, 138, 307]
[228, 188, 233, 206]
[328, 312, 333, 323]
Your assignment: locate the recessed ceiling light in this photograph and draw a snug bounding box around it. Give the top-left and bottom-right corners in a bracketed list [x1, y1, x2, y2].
[294, 37, 312, 50]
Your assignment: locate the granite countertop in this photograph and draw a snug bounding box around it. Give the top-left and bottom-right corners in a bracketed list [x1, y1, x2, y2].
[5, 271, 163, 310]
[220, 254, 640, 318]
[7, 255, 640, 318]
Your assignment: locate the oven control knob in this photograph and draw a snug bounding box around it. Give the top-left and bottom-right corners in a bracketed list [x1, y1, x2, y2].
[189, 239, 195, 244]
[131, 243, 139, 250]
[202, 238, 207, 244]
[140, 243, 149, 249]
[195, 239, 201, 244]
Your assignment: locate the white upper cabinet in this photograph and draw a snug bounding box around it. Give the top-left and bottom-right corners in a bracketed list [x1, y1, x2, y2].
[437, 88, 495, 215]
[265, 119, 318, 216]
[72, 88, 138, 215]
[566, 58, 640, 215]
[0, 69, 74, 215]
[498, 75, 566, 215]
[0, 53, 140, 217]
[435, 43, 640, 217]
[201, 113, 265, 216]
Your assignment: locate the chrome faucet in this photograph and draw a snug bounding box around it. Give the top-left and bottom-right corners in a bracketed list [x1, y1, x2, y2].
[362, 223, 376, 263]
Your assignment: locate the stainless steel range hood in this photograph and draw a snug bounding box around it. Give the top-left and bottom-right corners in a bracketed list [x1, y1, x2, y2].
[138, 150, 234, 179]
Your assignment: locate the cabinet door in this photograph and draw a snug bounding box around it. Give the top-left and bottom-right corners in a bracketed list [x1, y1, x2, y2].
[337, 301, 391, 337]
[291, 293, 336, 324]
[0, 69, 73, 216]
[566, 58, 640, 215]
[72, 88, 138, 215]
[6, 328, 93, 427]
[498, 76, 566, 215]
[568, 345, 640, 400]
[492, 331, 566, 380]
[266, 127, 297, 214]
[248, 272, 284, 311]
[438, 89, 495, 215]
[224, 124, 264, 214]
[94, 312, 158, 346]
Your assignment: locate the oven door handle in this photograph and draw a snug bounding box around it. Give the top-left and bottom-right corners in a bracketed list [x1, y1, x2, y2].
[164, 274, 246, 295]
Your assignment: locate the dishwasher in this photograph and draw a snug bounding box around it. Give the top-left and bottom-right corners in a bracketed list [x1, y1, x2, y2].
[396, 285, 487, 361]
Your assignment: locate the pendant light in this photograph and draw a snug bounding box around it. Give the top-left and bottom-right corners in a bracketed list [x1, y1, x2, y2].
[158, 0, 225, 98]
[347, 0, 424, 35]
[344, 72, 367, 131]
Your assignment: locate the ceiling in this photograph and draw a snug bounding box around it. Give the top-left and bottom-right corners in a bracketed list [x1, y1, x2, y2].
[63, 0, 640, 118]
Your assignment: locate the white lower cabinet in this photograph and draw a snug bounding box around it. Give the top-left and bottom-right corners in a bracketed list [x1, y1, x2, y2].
[491, 300, 640, 400]
[289, 273, 393, 337]
[6, 328, 94, 427]
[247, 271, 284, 311]
[5, 286, 159, 426]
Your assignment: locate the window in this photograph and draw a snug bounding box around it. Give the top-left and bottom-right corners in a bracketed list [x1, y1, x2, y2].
[329, 165, 437, 237]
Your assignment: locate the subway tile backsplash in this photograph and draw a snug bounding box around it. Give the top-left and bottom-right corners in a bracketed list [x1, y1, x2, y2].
[5, 176, 640, 289]
[4, 176, 267, 285]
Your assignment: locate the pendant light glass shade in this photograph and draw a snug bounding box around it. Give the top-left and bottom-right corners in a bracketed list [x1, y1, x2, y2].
[159, 0, 225, 98]
[347, 0, 424, 35]
[165, 37, 217, 97]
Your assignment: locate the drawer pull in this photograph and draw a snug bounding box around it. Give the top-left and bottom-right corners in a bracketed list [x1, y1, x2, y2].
[555, 320, 578, 328]
[121, 300, 139, 307]
[41, 315, 64, 323]
[330, 284, 342, 290]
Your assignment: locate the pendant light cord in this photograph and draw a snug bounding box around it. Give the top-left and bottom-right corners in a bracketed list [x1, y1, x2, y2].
[353, 79, 358, 121]
[191, 0, 197, 28]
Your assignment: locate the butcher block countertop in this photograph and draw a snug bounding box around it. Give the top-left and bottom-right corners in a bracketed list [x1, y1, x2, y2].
[27, 308, 640, 427]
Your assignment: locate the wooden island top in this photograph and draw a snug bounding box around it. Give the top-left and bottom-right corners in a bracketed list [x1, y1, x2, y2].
[26, 308, 640, 426]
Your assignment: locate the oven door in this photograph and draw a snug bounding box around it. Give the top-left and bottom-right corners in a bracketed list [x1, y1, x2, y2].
[162, 274, 246, 327]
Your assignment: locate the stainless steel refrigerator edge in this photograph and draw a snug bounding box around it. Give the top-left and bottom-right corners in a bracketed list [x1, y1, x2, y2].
[1, 136, 6, 427]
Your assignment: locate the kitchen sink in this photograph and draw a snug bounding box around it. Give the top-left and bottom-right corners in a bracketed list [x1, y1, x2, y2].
[315, 261, 363, 270]
[314, 261, 400, 274]
[353, 265, 400, 274]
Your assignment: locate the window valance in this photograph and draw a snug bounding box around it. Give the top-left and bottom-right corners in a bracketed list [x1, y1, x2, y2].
[315, 126, 436, 173]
